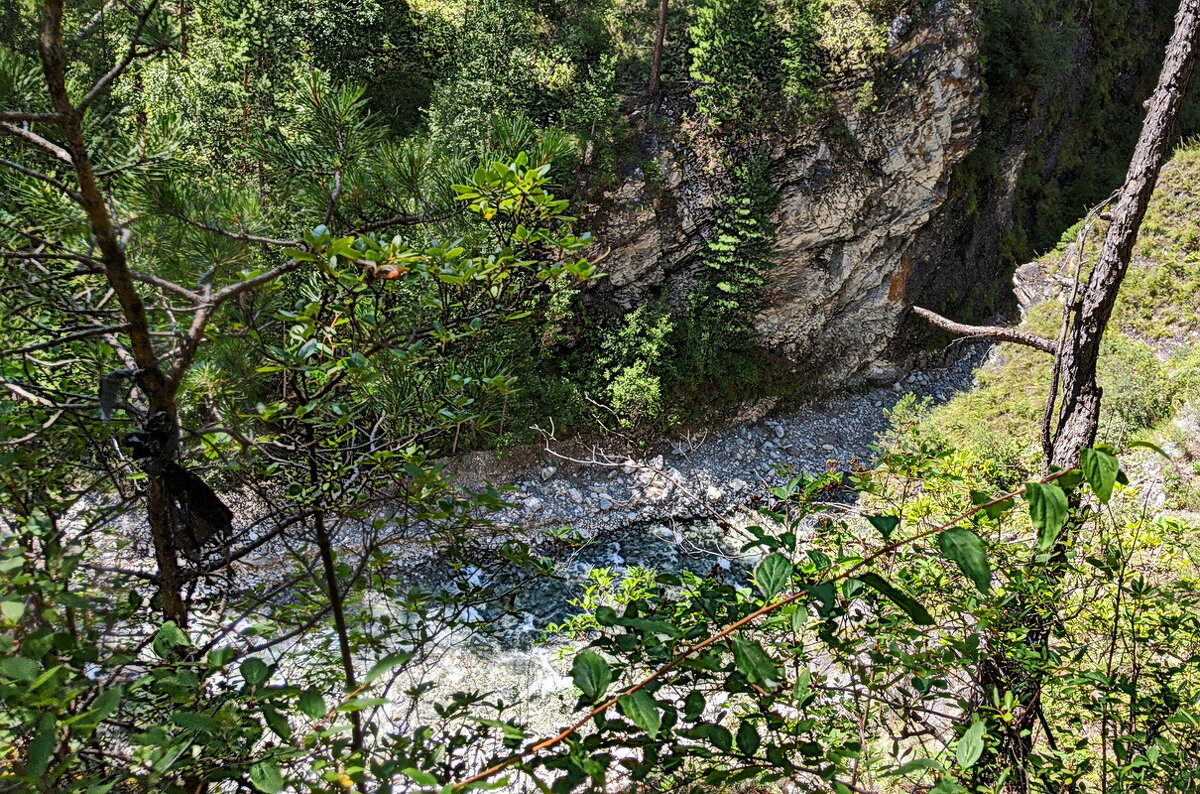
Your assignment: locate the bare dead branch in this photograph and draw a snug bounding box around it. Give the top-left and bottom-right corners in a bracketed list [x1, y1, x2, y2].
[210, 258, 305, 303]
[0, 121, 72, 163]
[129, 269, 202, 302]
[189, 219, 306, 249]
[911, 306, 1058, 354]
[0, 110, 65, 123]
[2, 379, 58, 407]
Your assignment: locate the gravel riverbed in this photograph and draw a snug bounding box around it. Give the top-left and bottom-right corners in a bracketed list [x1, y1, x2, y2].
[482, 350, 983, 541]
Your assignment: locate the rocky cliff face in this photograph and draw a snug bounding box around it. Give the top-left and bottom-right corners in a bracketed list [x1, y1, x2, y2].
[581, 0, 1193, 387]
[584, 1, 982, 385]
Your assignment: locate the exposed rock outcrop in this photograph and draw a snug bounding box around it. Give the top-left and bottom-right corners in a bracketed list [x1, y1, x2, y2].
[581, 0, 1195, 389]
[585, 1, 982, 385]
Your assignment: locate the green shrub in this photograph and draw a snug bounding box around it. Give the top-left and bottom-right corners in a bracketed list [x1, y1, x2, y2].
[688, 0, 786, 126]
[593, 304, 676, 427]
[676, 152, 778, 382]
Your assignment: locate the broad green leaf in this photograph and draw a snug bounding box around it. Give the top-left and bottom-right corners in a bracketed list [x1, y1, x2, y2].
[1168, 708, 1200, 727]
[985, 497, 1014, 520]
[339, 696, 387, 711]
[867, 515, 899, 540]
[791, 668, 812, 701]
[858, 573, 934, 625]
[571, 650, 612, 703]
[736, 720, 761, 755]
[1081, 447, 1119, 504]
[890, 758, 945, 775]
[1, 600, 24, 621]
[1024, 482, 1069, 550]
[754, 554, 792, 599]
[26, 712, 55, 776]
[400, 767, 439, 787]
[240, 657, 270, 687]
[972, 490, 1014, 520]
[956, 721, 987, 769]
[262, 705, 292, 742]
[171, 711, 218, 733]
[790, 603, 807, 631]
[618, 690, 661, 738]
[807, 582, 836, 617]
[153, 621, 190, 657]
[937, 528, 992, 594]
[1128, 439, 1171, 459]
[690, 722, 732, 752]
[731, 637, 781, 690]
[364, 652, 414, 685]
[298, 688, 326, 720]
[471, 717, 526, 742]
[1, 656, 38, 681]
[87, 686, 122, 725]
[249, 760, 284, 793]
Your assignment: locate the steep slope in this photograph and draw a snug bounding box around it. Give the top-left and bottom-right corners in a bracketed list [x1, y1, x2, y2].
[918, 141, 1200, 496]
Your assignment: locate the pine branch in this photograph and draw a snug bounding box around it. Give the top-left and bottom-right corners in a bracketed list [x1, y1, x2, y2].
[0, 122, 72, 163]
[74, 0, 164, 113]
[0, 156, 83, 201]
[1, 323, 133, 356]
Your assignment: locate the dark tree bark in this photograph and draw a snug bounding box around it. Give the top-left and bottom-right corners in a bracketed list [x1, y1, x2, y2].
[648, 0, 669, 98]
[10, 0, 305, 629]
[37, 0, 191, 628]
[1047, 0, 1200, 467]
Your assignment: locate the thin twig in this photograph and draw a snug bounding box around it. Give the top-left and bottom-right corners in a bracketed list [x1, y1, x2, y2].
[0, 121, 72, 163]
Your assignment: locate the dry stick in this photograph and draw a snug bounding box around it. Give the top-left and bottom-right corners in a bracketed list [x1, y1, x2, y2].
[910, 306, 1057, 354]
[453, 469, 1073, 789]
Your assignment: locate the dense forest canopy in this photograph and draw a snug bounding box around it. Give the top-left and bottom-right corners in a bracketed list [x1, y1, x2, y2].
[2, 1, 1200, 793]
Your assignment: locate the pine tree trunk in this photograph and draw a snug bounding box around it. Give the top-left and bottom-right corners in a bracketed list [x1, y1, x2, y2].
[648, 0, 669, 97]
[38, 0, 190, 628]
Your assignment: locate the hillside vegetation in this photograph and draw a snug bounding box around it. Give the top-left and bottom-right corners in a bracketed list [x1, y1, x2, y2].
[2, 2, 1200, 794]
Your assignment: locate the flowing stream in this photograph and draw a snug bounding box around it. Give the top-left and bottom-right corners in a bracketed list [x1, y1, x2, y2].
[390, 349, 987, 743]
